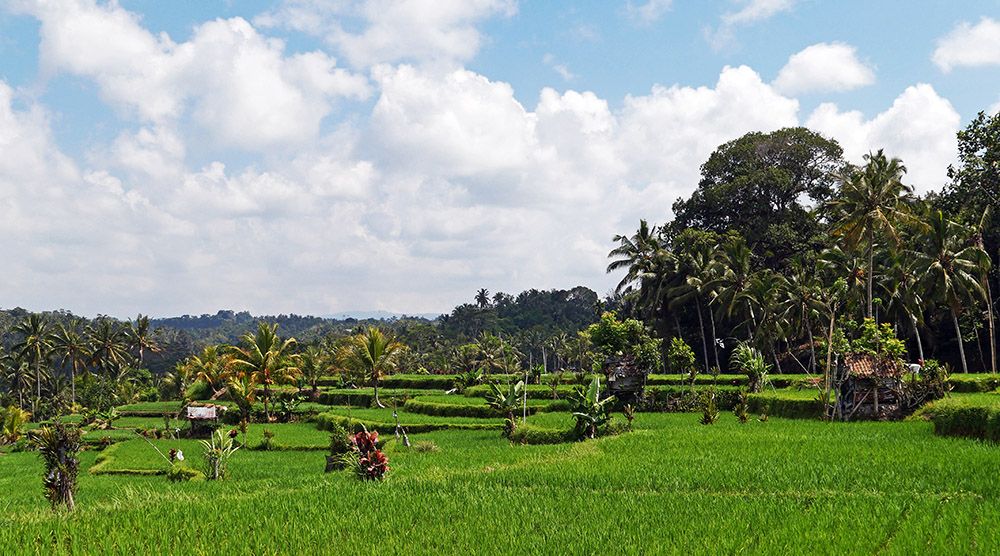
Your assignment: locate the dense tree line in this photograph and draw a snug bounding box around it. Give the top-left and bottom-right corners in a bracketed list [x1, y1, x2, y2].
[611, 113, 1000, 375]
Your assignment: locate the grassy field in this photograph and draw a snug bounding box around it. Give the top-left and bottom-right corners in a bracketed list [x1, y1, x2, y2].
[4, 405, 1000, 554]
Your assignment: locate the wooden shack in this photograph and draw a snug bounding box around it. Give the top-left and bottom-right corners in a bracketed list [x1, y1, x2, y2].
[603, 355, 649, 404]
[832, 354, 905, 420]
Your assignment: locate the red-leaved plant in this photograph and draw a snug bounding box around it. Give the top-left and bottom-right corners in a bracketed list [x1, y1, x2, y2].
[352, 429, 389, 481]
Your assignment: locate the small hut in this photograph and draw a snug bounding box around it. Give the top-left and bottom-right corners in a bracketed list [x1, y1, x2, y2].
[603, 355, 649, 405]
[832, 354, 905, 420]
[185, 403, 226, 437]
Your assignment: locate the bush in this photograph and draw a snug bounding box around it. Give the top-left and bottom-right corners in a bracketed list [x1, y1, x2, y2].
[30, 423, 82, 511]
[167, 463, 205, 482]
[667, 337, 697, 377]
[412, 440, 440, 453]
[730, 343, 770, 393]
[700, 389, 719, 425]
[508, 425, 573, 445]
[352, 429, 389, 481]
[747, 393, 823, 419]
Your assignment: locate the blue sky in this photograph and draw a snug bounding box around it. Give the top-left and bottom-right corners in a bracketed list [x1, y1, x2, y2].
[0, 0, 998, 318]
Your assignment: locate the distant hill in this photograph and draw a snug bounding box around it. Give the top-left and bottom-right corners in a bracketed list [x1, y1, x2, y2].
[324, 310, 443, 320]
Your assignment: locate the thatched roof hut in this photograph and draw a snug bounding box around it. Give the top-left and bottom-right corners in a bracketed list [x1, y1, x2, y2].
[604, 355, 649, 404]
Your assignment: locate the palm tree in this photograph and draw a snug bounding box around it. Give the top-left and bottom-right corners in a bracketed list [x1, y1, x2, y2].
[912, 211, 990, 373]
[187, 345, 231, 396]
[51, 321, 90, 406]
[705, 238, 756, 339]
[739, 270, 789, 373]
[12, 314, 54, 411]
[880, 248, 926, 362]
[298, 345, 328, 398]
[229, 323, 300, 421]
[87, 319, 132, 376]
[827, 150, 913, 319]
[337, 327, 404, 408]
[128, 314, 160, 368]
[668, 244, 718, 372]
[817, 245, 867, 320]
[779, 263, 824, 373]
[971, 207, 996, 374]
[475, 289, 491, 309]
[607, 219, 660, 295]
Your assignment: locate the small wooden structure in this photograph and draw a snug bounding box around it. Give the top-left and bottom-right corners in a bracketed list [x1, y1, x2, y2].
[604, 355, 649, 405]
[185, 403, 226, 437]
[832, 354, 905, 420]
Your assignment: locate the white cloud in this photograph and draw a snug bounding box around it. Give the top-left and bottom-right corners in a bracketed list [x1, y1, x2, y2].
[0, 3, 973, 317]
[256, 0, 517, 68]
[707, 0, 796, 49]
[543, 54, 576, 81]
[933, 17, 1000, 72]
[991, 99, 1000, 116]
[17, 0, 369, 151]
[625, 0, 673, 25]
[773, 42, 875, 95]
[806, 84, 960, 192]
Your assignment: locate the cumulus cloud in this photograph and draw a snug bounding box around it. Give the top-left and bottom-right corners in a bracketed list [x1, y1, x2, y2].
[806, 84, 960, 192]
[932, 17, 1000, 72]
[0, 2, 973, 317]
[16, 0, 369, 151]
[707, 0, 796, 49]
[625, 0, 673, 25]
[256, 0, 517, 68]
[773, 42, 875, 94]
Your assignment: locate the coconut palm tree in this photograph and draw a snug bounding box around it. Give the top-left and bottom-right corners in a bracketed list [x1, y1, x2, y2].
[128, 314, 160, 368]
[827, 150, 913, 319]
[607, 219, 660, 295]
[912, 211, 990, 373]
[705, 238, 756, 339]
[668, 244, 718, 372]
[298, 345, 328, 398]
[337, 327, 404, 409]
[11, 314, 55, 411]
[971, 207, 996, 374]
[51, 321, 90, 406]
[475, 289, 491, 309]
[880, 248, 927, 362]
[187, 345, 231, 396]
[779, 263, 825, 373]
[87, 319, 132, 376]
[229, 323, 300, 421]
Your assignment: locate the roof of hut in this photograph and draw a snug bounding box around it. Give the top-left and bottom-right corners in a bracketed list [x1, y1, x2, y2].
[603, 354, 648, 377]
[844, 353, 903, 378]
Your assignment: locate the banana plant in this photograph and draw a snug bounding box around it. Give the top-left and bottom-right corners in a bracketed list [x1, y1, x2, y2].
[486, 380, 525, 437]
[569, 377, 614, 439]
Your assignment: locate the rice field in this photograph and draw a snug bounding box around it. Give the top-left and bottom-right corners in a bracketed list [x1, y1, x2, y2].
[4, 402, 1000, 554]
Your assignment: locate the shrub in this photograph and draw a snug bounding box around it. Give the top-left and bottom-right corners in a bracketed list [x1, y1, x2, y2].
[700, 388, 719, 425]
[325, 422, 352, 472]
[733, 390, 749, 424]
[569, 377, 614, 439]
[258, 428, 276, 451]
[352, 429, 389, 481]
[622, 404, 636, 431]
[200, 429, 239, 480]
[485, 381, 525, 438]
[508, 425, 572, 445]
[29, 423, 82, 511]
[730, 343, 770, 393]
[1, 405, 31, 444]
[667, 337, 697, 379]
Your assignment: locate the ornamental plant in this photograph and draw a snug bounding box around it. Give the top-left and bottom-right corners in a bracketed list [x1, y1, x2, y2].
[29, 423, 81, 511]
[1, 405, 31, 444]
[569, 377, 614, 439]
[730, 343, 771, 393]
[699, 388, 719, 425]
[352, 429, 389, 481]
[200, 428, 240, 481]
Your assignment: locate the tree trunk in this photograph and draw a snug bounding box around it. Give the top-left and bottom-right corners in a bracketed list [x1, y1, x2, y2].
[952, 309, 969, 374]
[912, 316, 924, 363]
[695, 296, 710, 373]
[806, 325, 817, 375]
[373, 378, 386, 408]
[708, 303, 720, 371]
[987, 279, 996, 375]
[866, 229, 874, 320]
[824, 310, 837, 420]
[70, 361, 76, 407]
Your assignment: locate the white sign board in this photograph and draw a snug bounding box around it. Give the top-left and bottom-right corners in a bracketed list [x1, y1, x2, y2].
[187, 406, 217, 420]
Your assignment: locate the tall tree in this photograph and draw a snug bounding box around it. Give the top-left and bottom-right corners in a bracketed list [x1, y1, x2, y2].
[52, 321, 90, 406]
[912, 211, 990, 373]
[670, 127, 845, 268]
[12, 314, 54, 411]
[128, 314, 160, 368]
[337, 327, 404, 408]
[228, 323, 300, 421]
[827, 149, 913, 319]
[475, 289, 491, 309]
